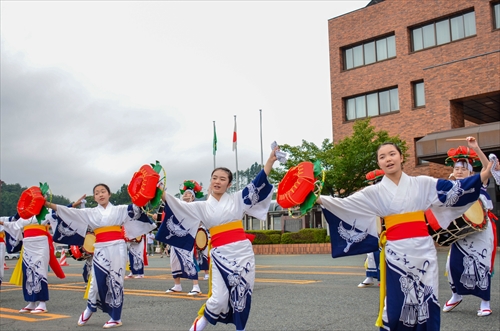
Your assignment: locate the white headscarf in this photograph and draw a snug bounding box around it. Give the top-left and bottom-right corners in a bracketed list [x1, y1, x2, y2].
[454, 160, 473, 172]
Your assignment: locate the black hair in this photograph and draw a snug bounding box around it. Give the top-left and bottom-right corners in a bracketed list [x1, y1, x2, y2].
[211, 167, 233, 184]
[377, 142, 402, 158]
[93, 183, 111, 195]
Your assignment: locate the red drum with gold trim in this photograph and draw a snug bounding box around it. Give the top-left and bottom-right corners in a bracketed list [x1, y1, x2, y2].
[128, 164, 160, 207]
[425, 200, 488, 246]
[277, 162, 316, 209]
[69, 233, 96, 260]
[17, 186, 46, 219]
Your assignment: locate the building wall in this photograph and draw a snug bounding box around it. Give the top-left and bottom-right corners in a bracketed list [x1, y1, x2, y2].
[328, 0, 500, 179]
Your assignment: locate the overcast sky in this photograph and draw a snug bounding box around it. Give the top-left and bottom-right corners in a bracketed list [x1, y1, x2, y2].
[1, 0, 369, 201]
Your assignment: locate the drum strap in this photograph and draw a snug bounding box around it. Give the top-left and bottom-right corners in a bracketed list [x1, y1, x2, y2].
[384, 211, 428, 240]
[210, 221, 246, 248]
[23, 225, 65, 279]
[94, 225, 124, 243]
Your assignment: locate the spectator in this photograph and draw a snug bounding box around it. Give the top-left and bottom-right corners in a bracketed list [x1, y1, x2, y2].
[146, 231, 155, 256]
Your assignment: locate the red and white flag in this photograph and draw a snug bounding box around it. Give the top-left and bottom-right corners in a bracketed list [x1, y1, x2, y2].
[232, 116, 237, 151]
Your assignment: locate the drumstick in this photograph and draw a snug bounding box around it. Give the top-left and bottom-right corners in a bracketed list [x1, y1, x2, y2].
[445, 138, 468, 141]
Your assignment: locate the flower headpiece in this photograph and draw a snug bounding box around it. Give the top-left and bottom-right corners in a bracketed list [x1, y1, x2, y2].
[180, 180, 204, 199]
[365, 169, 385, 184]
[445, 146, 481, 167]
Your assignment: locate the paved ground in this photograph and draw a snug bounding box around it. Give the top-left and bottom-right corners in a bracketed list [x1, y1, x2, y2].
[0, 248, 499, 331]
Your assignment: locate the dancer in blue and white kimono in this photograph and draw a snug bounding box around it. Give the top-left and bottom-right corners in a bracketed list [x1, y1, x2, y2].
[163, 189, 203, 296]
[126, 235, 146, 279]
[0, 202, 82, 314]
[0, 215, 18, 287]
[317, 142, 496, 331]
[46, 183, 156, 329]
[156, 147, 279, 331]
[442, 138, 498, 317]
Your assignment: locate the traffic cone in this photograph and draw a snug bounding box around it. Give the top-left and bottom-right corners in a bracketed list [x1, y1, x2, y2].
[3, 262, 8, 270]
[59, 249, 69, 266]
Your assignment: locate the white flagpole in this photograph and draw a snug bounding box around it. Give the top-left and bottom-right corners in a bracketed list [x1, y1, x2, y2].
[259, 109, 263, 170]
[233, 115, 239, 190]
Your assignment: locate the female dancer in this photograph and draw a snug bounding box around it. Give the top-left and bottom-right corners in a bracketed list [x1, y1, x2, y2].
[156, 147, 278, 331]
[442, 137, 497, 317]
[0, 198, 84, 314]
[164, 188, 202, 295]
[317, 142, 495, 331]
[46, 183, 156, 329]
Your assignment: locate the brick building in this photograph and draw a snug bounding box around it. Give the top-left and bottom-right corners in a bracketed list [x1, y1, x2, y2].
[328, 0, 500, 224]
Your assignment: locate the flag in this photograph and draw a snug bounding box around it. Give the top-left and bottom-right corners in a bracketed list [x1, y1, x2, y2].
[213, 122, 217, 155]
[232, 116, 237, 151]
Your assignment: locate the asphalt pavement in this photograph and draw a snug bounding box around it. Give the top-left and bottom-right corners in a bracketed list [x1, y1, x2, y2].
[0, 248, 498, 331]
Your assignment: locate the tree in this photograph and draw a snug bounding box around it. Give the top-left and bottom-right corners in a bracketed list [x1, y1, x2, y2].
[270, 118, 408, 197]
[0, 181, 71, 215]
[228, 162, 263, 194]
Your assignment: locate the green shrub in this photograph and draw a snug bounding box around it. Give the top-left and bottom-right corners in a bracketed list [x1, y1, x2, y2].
[246, 230, 281, 245]
[280, 232, 293, 244]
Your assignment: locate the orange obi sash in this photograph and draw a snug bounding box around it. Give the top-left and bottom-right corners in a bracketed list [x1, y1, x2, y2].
[384, 211, 428, 240]
[210, 221, 247, 248]
[24, 224, 65, 279]
[94, 225, 124, 243]
[0, 231, 4, 243]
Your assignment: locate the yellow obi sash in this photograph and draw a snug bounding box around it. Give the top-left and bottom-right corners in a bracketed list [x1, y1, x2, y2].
[209, 220, 246, 248]
[94, 225, 123, 243]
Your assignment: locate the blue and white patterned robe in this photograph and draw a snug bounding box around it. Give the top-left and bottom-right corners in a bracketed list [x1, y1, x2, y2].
[156, 170, 273, 330]
[446, 185, 496, 301]
[321, 173, 483, 331]
[55, 203, 156, 320]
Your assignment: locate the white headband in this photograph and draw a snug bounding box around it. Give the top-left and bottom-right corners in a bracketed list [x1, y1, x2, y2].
[454, 161, 473, 172]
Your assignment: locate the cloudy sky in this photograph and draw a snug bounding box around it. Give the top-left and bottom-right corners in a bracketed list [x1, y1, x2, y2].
[1, 0, 369, 201]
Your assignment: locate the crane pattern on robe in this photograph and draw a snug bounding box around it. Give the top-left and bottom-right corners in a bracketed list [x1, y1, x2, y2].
[338, 220, 369, 253]
[438, 180, 475, 207]
[164, 215, 189, 240]
[56, 222, 78, 241]
[242, 182, 266, 207]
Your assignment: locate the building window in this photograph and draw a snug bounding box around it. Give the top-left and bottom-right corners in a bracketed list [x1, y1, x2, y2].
[494, 3, 500, 29]
[413, 81, 426, 108]
[344, 35, 396, 70]
[345, 87, 399, 121]
[411, 11, 476, 51]
[414, 137, 429, 165]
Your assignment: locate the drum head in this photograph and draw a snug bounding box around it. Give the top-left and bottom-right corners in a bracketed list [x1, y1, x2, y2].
[463, 200, 486, 225]
[83, 233, 96, 254]
[195, 228, 208, 251]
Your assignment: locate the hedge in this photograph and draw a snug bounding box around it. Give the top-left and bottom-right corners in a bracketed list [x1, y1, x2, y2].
[246, 229, 329, 245]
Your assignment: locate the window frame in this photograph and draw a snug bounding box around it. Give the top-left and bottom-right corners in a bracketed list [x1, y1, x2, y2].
[412, 80, 426, 109]
[410, 10, 476, 52]
[344, 87, 399, 121]
[343, 34, 396, 70]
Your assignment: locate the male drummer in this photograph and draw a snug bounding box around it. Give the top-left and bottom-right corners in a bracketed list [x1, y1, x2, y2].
[443, 137, 498, 317]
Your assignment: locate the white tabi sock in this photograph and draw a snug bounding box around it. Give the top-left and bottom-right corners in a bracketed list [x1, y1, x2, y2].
[25, 302, 37, 309]
[480, 300, 490, 310]
[449, 293, 462, 304]
[189, 316, 208, 331]
[36, 301, 47, 310]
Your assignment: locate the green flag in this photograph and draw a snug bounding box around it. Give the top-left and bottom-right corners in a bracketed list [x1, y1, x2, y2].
[213, 122, 217, 155]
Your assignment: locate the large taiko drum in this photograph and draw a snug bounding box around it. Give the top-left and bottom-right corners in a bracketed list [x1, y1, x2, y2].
[69, 233, 96, 260]
[425, 200, 488, 246]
